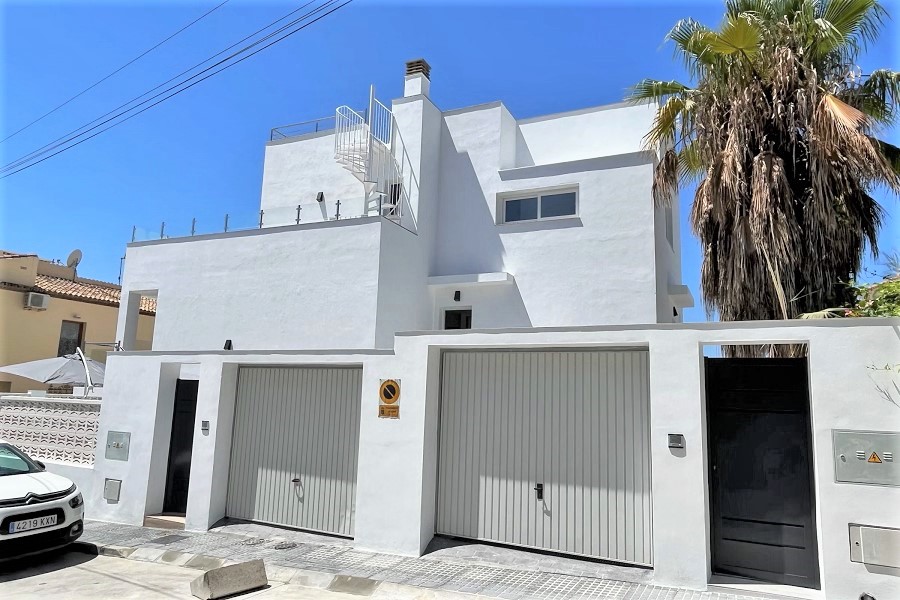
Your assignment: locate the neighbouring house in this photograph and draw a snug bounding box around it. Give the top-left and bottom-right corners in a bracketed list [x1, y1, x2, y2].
[90, 61, 898, 600]
[0, 250, 155, 393]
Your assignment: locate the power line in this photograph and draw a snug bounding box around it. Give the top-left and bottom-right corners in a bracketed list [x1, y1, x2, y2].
[1, 0, 354, 179]
[0, 0, 231, 145]
[1, 0, 325, 174]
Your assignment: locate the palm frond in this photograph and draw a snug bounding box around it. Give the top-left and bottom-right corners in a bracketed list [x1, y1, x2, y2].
[706, 14, 762, 56]
[644, 95, 690, 148]
[873, 138, 900, 175]
[626, 79, 691, 104]
[677, 139, 704, 184]
[823, 93, 870, 129]
[725, 0, 776, 19]
[667, 18, 716, 71]
[851, 69, 900, 123]
[812, 94, 900, 191]
[798, 308, 847, 318]
[653, 147, 679, 206]
[819, 0, 885, 48]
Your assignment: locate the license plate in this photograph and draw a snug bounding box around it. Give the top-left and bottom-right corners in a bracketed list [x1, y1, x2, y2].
[9, 514, 57, 533]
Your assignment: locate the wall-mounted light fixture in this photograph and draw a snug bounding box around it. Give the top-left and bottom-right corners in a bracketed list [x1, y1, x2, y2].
[668, 434, 685, 449]
[316, 191, 325, 203]
[224, 339, 233, 350]
[453, 290, 461, 302]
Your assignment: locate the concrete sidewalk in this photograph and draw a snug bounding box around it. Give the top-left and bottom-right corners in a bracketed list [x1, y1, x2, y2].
[71, 520, 800, 600]
[0, 551, 490, 600]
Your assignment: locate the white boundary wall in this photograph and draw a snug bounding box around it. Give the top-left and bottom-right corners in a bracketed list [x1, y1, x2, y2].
[88, 318, 899, 599]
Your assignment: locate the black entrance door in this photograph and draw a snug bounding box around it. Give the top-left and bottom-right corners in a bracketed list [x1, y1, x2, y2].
[163, 379, 198, 514]
[705, 358, 819, 589]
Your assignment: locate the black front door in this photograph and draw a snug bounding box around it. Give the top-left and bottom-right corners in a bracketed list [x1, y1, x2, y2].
[705, 358, 819, 589]
[163, 379, 198, 514]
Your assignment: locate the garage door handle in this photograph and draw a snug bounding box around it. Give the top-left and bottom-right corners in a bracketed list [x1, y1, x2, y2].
[534, 483, 544, 501]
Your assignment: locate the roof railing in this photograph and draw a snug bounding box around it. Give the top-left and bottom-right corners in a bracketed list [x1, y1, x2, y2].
[270, 108, 367, 141]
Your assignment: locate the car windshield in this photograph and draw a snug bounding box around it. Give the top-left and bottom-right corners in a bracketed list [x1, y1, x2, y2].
[0, 443, 41, 476]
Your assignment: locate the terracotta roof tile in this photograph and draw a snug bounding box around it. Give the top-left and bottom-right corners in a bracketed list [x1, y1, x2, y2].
[33, 275, 157, 314]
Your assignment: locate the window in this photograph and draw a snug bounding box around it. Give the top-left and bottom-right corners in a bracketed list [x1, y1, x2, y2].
[501, 190, 577, 223]
[504, 197, 538, 222]
[0, 443, 41, 476]
[58, 320, 84, 356]
[444, 309, 472, 330]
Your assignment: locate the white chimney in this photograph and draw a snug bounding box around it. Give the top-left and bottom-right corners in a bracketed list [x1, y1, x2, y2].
[404, 58, 431, 98]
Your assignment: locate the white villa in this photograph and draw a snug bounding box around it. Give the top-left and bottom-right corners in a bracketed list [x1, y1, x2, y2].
[115, 60, 688, 353]
[73, 61, 897, 600]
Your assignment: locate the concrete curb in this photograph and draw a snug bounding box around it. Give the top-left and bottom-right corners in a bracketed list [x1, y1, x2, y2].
[70, 541, 338, 589]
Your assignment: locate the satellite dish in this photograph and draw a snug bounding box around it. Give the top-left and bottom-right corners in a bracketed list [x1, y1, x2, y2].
[66, 249, 83, 269]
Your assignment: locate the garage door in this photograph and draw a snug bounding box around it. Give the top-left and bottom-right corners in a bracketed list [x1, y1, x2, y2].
[437, 350, 652, 565]
[226, 366, 361, 537]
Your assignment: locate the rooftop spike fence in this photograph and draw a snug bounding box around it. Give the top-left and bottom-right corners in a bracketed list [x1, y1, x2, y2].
[128, 198, 371, 243]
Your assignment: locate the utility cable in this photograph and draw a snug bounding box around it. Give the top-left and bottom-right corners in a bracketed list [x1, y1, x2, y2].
[0, 0, 231, 144]
[1, 0, 353, 179]
[1, 0, 324, 174]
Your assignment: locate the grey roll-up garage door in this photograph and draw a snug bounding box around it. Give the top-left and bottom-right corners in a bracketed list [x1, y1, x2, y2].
[437, 350, 652, 565]
[226, 366, 362, 537]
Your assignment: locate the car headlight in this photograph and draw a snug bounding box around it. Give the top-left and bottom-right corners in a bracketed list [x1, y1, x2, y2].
[69, 492, 83, 509]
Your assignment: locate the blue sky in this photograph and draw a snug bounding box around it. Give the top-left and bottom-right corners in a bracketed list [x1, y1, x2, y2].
[1, 0, 897, 322]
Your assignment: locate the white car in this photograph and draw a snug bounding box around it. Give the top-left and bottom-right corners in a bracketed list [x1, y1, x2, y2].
[0, 442, 84, 560]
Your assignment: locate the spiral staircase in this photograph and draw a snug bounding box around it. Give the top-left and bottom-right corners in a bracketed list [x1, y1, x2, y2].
[334, 90, 409, 221]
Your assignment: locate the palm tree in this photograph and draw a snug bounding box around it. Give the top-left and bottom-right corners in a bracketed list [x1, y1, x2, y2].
[629, 0, 900, 327]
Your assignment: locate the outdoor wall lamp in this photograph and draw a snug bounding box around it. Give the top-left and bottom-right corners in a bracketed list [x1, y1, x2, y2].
[316, 191, 325, 203]
[668, 434, 685, 449]
[454, 290, 461, 302]
[224, 339, 233, 350]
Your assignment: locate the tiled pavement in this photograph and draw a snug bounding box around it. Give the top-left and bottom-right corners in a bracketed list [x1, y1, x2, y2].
[76, 520, 799, 600]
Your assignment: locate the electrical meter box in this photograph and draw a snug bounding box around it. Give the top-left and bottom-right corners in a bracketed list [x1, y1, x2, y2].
[105, 431, 131, 461]
[833, 430, 898, 487]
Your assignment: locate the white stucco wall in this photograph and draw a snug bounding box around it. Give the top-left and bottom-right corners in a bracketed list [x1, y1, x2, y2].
[353, 318, 900, 599]
[654, 198, 685, 323]
[91, 319, 899, 599]
[117, 220, 384, 351]
[260, 132, 367, 225]
[373, 221, 431, 348]
[43, 459, 94, 501]
[434, 104, 660, 327]
[429, 281, 531, 329]
[89, 349, 389, 529]
[515, 102, 657, 167]
[369, 94, 445, 347]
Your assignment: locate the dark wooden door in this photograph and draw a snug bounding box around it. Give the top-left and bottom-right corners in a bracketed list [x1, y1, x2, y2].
[705, 358, 819, 589]
[163, 379, 198, 514]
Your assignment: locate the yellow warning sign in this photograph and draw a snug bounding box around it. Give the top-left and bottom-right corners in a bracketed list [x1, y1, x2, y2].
[378, 405, 399, 419]
[868, 452, 883, 464]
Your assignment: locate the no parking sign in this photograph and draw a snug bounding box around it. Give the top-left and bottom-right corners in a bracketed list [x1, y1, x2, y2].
[378, 379, 400, 418]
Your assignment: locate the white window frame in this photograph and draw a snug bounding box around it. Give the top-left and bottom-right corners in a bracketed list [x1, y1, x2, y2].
[498, 186, 579, 225]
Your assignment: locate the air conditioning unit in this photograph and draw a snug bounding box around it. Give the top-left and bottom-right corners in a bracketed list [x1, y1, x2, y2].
[24, 292, 50, 311]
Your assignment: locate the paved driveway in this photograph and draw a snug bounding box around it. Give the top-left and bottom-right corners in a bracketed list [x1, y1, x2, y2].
[0, 549, 488, 600]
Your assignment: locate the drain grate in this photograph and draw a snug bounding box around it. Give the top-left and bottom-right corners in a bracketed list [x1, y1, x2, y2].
[149, 534, 188, 545]
[272, 541, 298, 550]
[241, 538, 267, 546]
